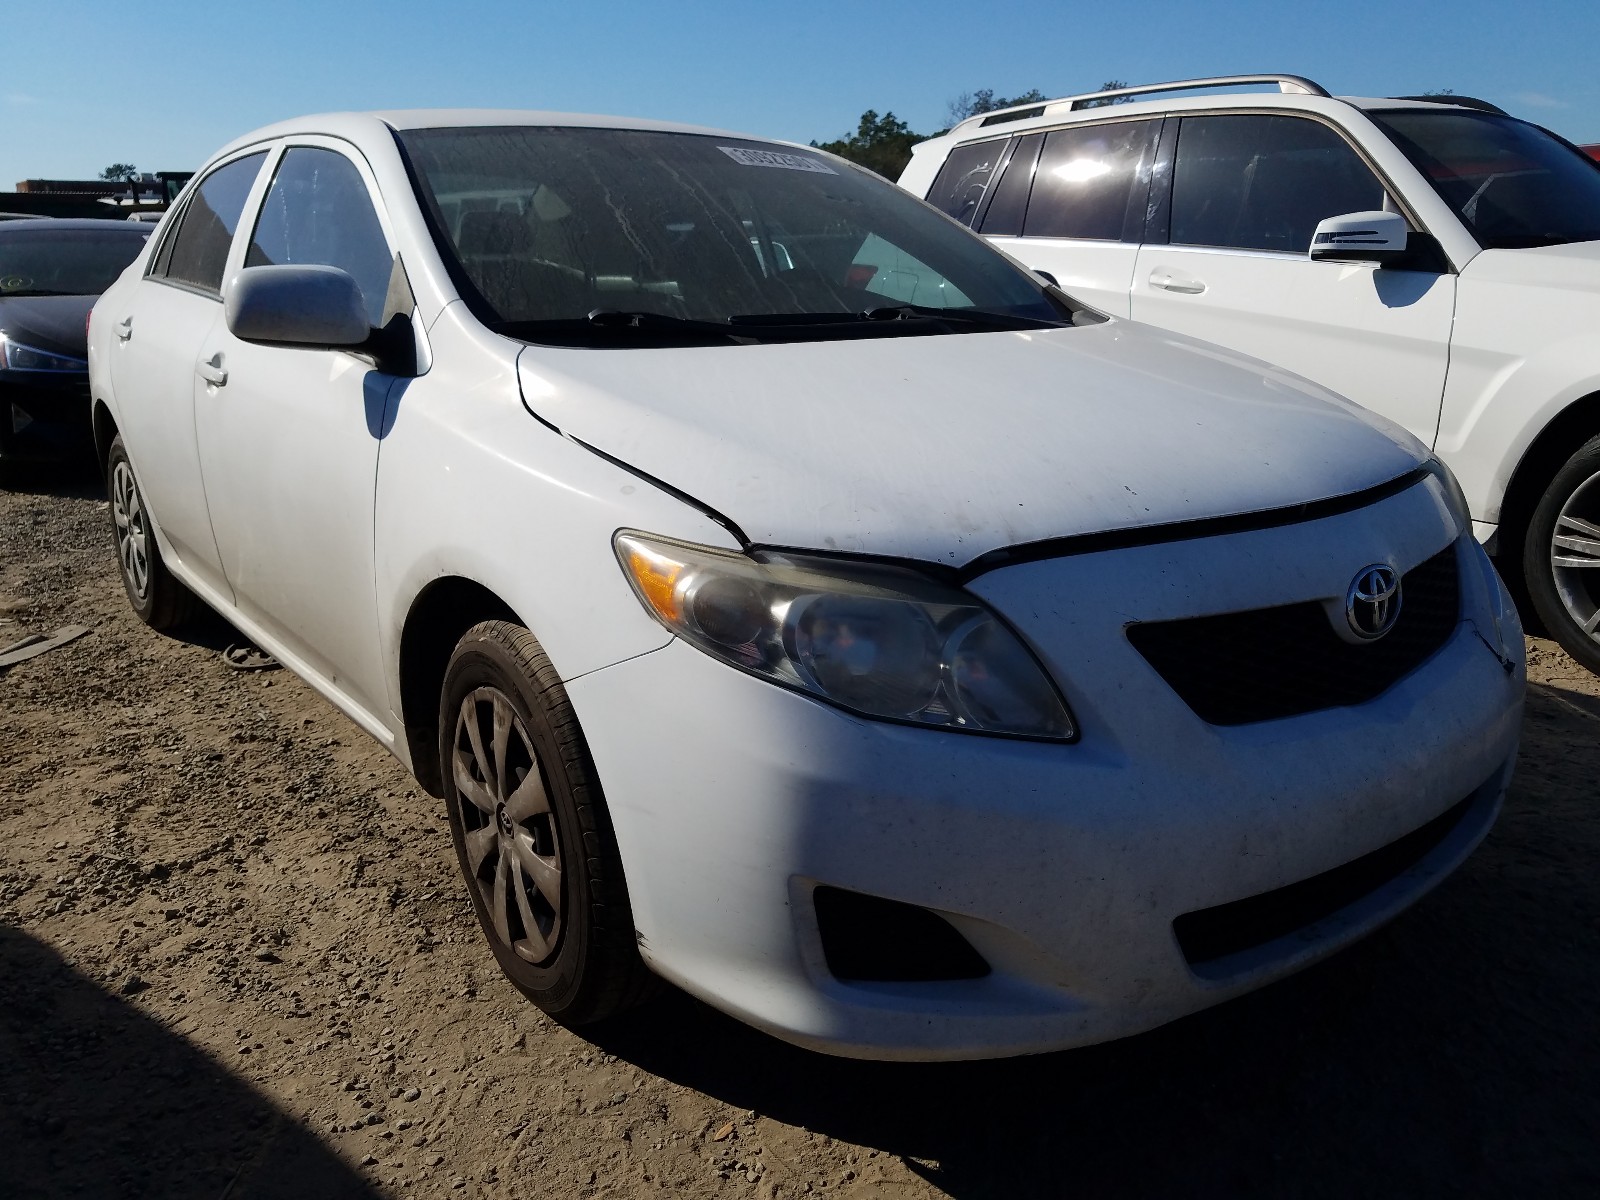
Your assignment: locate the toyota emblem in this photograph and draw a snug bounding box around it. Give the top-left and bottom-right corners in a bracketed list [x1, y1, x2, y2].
[1346, 565, 1402, 640]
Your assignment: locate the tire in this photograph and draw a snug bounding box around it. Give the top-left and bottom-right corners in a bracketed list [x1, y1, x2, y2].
[438, 620, 654, 1025]
[106, 434, 200, 631]
[1523, 432, 1600, 674]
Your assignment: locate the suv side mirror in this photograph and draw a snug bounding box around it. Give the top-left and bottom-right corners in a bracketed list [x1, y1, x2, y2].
[1309, 211, 1409, 265]
[226, 265, 371, 348]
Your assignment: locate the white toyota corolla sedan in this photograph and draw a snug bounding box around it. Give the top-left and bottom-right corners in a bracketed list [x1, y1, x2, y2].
[87, 111, 1525, 1060]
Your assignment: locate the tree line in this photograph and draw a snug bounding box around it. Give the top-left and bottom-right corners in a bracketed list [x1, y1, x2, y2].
[811, 82, 1129, 179]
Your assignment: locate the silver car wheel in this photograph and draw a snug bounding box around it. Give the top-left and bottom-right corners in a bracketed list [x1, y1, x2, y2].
[111, 459, 150, 601]
[1550, 468, 1600, 645]
[450, 685, 564, 964]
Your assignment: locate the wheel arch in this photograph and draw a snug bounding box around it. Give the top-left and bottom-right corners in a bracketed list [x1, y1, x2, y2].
[91, 400, 119, 471]
[397, 575, 521, 796]
[1497, 388, 1600, 573]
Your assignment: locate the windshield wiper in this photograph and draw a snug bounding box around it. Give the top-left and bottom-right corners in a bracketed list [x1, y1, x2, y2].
[860, 304, 1065, 330]
[0, 288, 77, 298]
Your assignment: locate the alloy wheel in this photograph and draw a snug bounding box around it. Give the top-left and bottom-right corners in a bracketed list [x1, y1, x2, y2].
[1550, 468, 1600, 647]
[111, 460, 149, 601]
[450, 686, 564, 963]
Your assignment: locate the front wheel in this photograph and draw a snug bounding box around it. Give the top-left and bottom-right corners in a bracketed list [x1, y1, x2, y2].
[1523, 433, 1600, 674]
[438, 620, 654, 1025]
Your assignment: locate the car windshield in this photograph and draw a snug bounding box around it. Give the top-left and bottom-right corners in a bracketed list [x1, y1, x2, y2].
[398, 126, 1068, 345]
[1370, 110, 1600, 249]
[0, 227, 150, 296]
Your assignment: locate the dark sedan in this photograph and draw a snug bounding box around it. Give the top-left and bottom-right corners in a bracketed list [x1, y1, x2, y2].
[0, 219, 151, 468]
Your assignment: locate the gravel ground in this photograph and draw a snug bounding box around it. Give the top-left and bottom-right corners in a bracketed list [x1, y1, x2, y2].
[2, 466, 1598, 1200]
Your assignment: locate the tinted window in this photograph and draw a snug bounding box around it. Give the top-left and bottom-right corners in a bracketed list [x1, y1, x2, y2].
[1171, 115, 1385, 252]
[399, 127, 1063, 344]
[1371, 110, 1600, 249]
[925, 138, 1009, 226]
[1023, 120, 1158, 241]
[979, 133, 1043, 236]
[160, 153, 267, 293]
[0, 227, 149, 296]
[246, 147, 393, 326]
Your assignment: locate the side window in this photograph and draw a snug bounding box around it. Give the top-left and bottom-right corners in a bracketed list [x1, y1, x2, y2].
[925, 138, 1010, 227]
[978, 133, 1043, 237]
[157, 152, 268, 294]
[1171, 115, 1388, 253]
[1022, 120, 1159, 241]
[246, 147, 394, 327]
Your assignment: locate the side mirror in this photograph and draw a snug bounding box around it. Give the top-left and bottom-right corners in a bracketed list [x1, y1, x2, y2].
[1309, 211, 1409, 265]
[226, 265, 371, 347]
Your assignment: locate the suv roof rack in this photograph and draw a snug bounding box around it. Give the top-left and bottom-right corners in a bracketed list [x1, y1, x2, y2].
[952, 74, 1332, 135]
[1388, 94, 1508, 116]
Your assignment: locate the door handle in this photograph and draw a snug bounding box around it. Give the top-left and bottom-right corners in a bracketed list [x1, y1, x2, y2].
[1148, 269, 1207, 295]
[196, 353, 228, 387]
[114, 316, 133, 341]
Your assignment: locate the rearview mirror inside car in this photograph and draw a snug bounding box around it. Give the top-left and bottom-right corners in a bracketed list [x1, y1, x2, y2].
[1309, 211, 1409, 265]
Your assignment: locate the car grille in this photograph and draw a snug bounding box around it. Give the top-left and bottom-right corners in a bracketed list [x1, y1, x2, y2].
[1126, 542, 1460, 726]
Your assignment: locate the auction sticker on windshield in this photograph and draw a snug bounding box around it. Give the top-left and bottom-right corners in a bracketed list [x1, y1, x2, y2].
[719, 146, 837, 173]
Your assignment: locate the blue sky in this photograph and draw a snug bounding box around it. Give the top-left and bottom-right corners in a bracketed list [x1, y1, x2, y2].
[6, 0, 1597, 185]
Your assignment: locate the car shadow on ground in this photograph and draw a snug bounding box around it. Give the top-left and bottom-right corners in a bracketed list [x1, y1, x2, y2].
[0, 927, 382, 1200]
[588, 685, 1600, 1197]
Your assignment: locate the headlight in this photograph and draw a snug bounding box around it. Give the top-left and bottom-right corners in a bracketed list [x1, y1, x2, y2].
[615, 531, 1076, 740]
[1423, 455, 1473, 533]
[0, 334, 86, 373]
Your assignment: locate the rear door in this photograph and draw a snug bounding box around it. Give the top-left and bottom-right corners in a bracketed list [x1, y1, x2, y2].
[191, 140, 405, 717]
[978, 119, 1162, 317]
[1131, 113, 1454, 446]
[105, 150, 268, 597]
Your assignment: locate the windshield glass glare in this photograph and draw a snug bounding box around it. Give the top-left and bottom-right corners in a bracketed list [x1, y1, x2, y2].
[0, 228, 149, 296]
[398, 127, 1065, 344]
[1371, 110, 1600, 249]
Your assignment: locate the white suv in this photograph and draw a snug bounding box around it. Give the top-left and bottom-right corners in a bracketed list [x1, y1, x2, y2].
[902, 75, 1600, 672]
[89, 110, 1522, 1059]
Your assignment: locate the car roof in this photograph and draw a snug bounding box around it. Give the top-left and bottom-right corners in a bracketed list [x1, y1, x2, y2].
[926, 86, 1507, 150]
[208, 109, 771, 161]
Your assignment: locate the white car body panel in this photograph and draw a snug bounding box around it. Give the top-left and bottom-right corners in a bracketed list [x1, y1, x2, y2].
[517, 319, 1424, 564]
[1435, 243, 1600, 523]
[1129, 246, 1455, 449]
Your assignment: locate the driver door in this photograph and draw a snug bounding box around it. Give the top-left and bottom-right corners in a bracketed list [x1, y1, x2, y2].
[192, 141, 405, 719]
[1132, 113, 1455, 447]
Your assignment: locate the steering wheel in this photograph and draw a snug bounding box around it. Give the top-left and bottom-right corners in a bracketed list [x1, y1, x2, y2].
[0, 275, 33, 292]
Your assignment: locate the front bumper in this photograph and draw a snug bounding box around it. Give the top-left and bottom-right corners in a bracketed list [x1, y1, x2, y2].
[566, 485, 1524, 1060]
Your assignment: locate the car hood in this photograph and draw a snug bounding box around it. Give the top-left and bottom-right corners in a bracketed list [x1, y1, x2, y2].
[1461, 240, 1600, 293]
[0, 294, 94, 359]
[516, 319, 1426, 565]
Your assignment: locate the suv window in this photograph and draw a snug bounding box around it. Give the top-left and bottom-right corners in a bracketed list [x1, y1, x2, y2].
[156, 152, 267, 294]
[925, 138, 1010, 226]
[978, 133, 1043, 237]
[246, 147, 394, 326]
[1171, 115, 1386, 252]
[1022, 120, 1159, 241]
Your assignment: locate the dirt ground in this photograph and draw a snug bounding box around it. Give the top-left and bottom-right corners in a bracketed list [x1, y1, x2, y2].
[2, 466, 1597, 1200]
